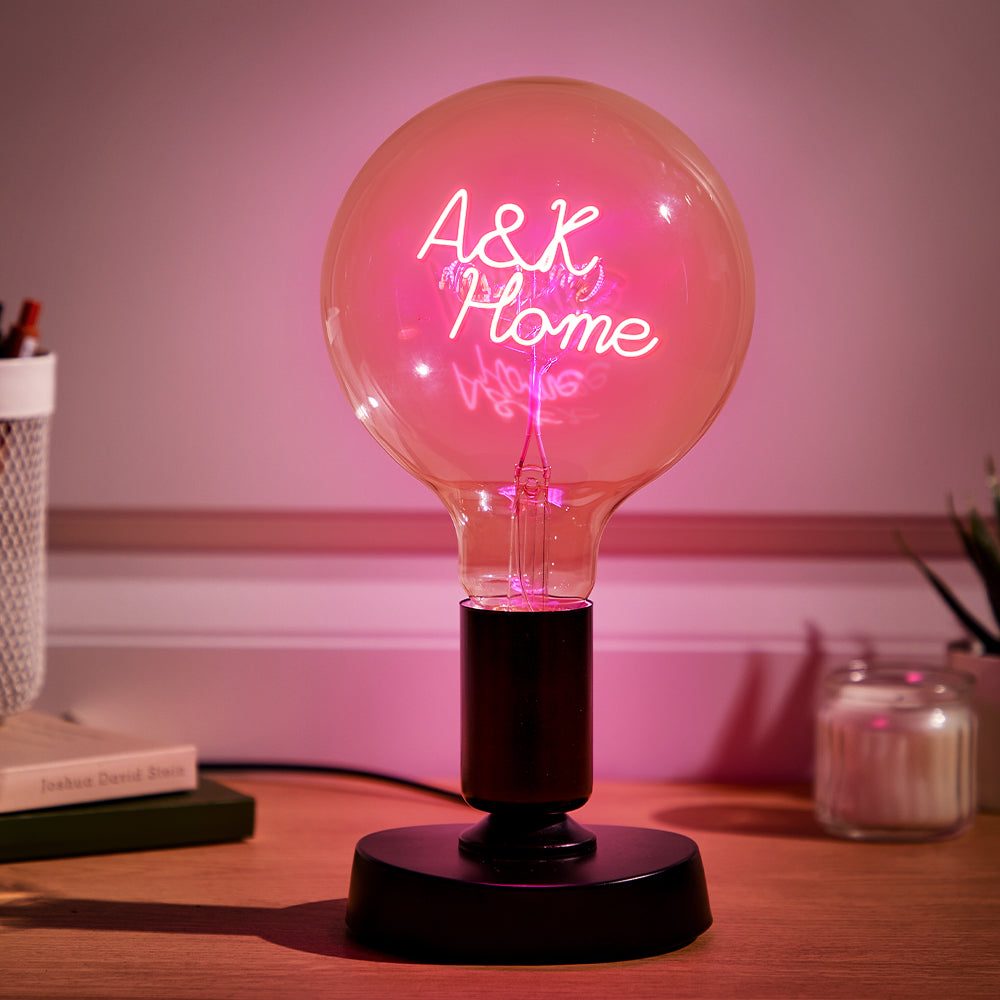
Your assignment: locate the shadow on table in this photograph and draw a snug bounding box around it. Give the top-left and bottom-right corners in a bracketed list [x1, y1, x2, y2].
[0, 893, 404, 962]
[654, 797, 826, 839]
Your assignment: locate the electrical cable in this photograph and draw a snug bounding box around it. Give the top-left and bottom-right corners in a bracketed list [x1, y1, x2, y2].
[199, 761, 467, 806]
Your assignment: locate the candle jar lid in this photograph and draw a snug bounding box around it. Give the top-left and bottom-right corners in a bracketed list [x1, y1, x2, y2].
[822, 661, 975, 705]
[815, 661, 977, 841]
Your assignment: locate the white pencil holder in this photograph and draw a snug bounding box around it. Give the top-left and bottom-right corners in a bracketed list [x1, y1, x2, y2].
[0, 352, 56, 716]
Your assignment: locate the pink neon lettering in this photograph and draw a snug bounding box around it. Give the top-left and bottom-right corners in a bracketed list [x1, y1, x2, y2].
[449, 268, 659, 358]
[537, 199, 600, 276]
[418, 188, 599, 275]
[470, 203, 526, 270]
[420, 189, 660, 359]
[596, 316, 656, 358]
[418, 189, 469, 260]
[445, 269, 522, 341]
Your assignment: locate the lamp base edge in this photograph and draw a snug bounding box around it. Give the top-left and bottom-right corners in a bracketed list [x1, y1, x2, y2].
[346, 822, 711, 964]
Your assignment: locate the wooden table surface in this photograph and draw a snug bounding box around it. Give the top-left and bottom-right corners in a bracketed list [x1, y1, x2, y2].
[1, 772, 997, 999]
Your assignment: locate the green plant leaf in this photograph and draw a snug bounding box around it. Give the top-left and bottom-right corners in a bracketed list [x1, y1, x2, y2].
[950, 498, 1000, 634]
[896, 531, 1000, 651]
[968, 506, 1000, 571]
[988, 456, 1000, 538]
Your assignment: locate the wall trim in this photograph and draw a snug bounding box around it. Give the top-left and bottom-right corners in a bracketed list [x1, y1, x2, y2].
[42, 547, 971, 780]
[47, 508, 964, 559]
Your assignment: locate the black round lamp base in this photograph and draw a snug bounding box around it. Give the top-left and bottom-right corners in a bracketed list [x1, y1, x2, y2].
[346, 823, 712, 964]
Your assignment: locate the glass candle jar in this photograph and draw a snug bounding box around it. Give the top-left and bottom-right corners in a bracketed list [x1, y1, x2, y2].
[814, 662, 976, 841]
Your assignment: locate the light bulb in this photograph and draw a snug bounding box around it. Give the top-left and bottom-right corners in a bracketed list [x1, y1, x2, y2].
[321, 78, 753, 611]
[321, 78, 754, 963]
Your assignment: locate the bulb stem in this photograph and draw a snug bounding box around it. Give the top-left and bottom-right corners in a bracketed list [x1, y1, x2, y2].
[509, 463, 550, 607]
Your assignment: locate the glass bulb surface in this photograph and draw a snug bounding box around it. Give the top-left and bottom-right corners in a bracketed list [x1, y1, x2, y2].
[321, 78, 753, 608]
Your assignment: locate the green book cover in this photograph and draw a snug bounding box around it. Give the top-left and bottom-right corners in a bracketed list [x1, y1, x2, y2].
[0, 776, 255, 862]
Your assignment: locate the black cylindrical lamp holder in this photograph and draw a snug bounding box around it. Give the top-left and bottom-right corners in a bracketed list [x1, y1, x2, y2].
[459, 599, 596, 859]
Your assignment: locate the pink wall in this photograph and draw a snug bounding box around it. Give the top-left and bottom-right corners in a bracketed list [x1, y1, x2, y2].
[2, 0, 998, 518]
[4, 1, 999, 780]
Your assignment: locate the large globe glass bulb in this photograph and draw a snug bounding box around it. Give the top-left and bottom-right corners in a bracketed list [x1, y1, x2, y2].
[321, 78, 753, 609]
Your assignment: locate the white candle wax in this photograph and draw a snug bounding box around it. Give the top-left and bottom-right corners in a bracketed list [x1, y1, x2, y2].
[814, 667, 976, 840]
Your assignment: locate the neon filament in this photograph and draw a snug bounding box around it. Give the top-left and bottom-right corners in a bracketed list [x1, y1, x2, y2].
[418, 188, 659, 359]
[418, 188, 602, 274]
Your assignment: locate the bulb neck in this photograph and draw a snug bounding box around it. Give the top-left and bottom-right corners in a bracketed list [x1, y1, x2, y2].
[443, 483, 616, 602]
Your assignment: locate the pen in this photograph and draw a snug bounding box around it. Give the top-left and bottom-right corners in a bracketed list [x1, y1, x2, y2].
[1, 299, 42, 358]
[0, 298, 42, 478]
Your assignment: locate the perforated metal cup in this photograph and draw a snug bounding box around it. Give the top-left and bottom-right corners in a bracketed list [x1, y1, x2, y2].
[1, 353, 55, 716]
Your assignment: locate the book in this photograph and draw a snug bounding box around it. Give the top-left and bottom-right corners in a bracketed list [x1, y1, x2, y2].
[0, 711, 197, 813]
[0, 776, 255, 861]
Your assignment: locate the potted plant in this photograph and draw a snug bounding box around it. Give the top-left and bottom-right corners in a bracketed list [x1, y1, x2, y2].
[897, 458, 1000, 812]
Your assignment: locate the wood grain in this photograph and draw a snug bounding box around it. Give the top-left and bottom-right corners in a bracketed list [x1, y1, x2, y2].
[0, 775, 996, 999]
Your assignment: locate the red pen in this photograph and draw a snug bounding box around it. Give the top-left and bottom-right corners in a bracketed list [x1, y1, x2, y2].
[2, 299, 42, 358]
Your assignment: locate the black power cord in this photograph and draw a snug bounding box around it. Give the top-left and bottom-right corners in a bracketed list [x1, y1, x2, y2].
[200, 762, 468, 806]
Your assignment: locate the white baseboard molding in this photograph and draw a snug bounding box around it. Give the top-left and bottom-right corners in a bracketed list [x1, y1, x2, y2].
[38, 551, 981, 784]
